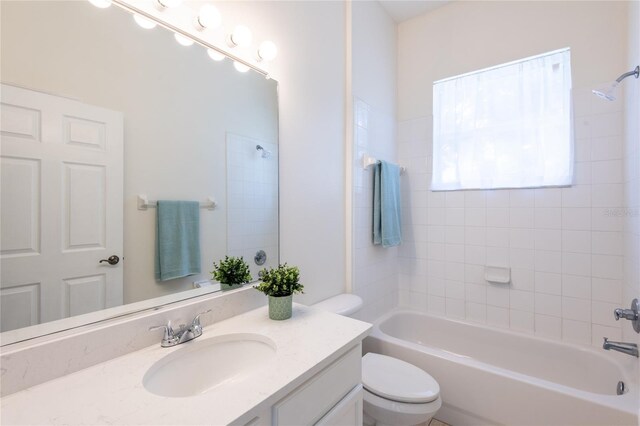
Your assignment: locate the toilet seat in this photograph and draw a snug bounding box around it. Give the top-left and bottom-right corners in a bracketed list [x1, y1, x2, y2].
[362, 353, 440, 403]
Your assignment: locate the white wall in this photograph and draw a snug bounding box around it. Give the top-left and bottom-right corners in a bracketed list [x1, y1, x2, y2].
[120, 0, 348, 305]
[623, 1, 640, 346]
[350, 1, 398, 321]
[397, 1, 630, 346]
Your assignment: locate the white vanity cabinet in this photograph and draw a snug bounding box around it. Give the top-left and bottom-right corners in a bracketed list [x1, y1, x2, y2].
[241, 344, 363, 426]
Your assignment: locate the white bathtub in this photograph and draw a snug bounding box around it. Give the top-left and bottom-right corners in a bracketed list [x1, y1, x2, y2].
[363, 310, 639, 426]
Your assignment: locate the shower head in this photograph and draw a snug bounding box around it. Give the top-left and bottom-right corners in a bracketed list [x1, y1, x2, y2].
[592, 65, 639, 101]
[255, 144, 272, 159]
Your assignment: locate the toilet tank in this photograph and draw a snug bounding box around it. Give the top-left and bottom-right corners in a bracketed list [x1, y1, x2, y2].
[312, 294, 363, 316]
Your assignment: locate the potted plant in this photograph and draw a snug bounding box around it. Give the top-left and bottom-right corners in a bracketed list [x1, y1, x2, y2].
[255, 264, 304, 320]
[211, 256, 252, 291]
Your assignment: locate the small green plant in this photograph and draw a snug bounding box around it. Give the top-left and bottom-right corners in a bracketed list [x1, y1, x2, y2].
[211, 256, 252, 285]
[255, 264, 304, 297]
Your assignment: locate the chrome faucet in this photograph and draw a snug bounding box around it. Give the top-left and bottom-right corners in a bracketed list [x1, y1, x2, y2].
[602, 337, 639, 357]
[150, 309, 211, 347]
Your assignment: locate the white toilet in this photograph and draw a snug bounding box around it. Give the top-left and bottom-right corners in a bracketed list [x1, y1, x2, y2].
[312, 294, 442, 426]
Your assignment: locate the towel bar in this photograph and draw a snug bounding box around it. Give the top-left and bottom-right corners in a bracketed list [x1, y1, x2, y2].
[137, 195, 216, 211]
[362, 153, 406, 175]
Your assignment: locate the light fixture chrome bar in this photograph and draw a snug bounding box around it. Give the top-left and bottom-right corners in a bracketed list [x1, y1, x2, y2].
[615, 65, 640, 83]
[110, 0, 267, 76]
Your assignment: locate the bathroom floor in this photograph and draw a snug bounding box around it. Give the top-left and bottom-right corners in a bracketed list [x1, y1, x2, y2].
[429, 420, 451, 426]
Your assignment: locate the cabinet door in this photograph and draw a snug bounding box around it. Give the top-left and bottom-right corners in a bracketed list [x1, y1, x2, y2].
[315, 385, 363, 426]
[273, 345, 361, 425]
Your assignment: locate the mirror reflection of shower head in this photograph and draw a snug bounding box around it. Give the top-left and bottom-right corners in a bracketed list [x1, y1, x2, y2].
[256, 144, 272, 159]
[592, 65, 639, 101]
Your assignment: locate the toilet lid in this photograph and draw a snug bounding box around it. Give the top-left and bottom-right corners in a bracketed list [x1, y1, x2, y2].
[362, 353, 440, 404]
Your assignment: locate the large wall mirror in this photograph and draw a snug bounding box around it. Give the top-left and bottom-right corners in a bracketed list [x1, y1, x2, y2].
[0, 0, 279, 344]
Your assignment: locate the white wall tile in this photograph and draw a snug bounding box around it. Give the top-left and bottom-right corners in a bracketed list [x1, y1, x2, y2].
[562, 208, 591, 230]
[591, 160, 623, 184]
[465, 227, 486, 246]
[591, 254, 623, 280]
[534, 229, 561, 251]
[562, 296, 591, 321]
[534, 188, 562, 208]
[510, 208, 534, 228]
[535, 314, 561, 339]
[535, 208, 562, 229]
[486, 306, 509, 328]
[487, 285, 510, 307]
[486, 190, 510, 208]
[427, 295, 446, 315]
[445, 298, 465, 318]
[562, 275, 591, 299]
[562, 252, 591, 276]
[466, 302, 487, 323]
[591, 231, 622, 255]
[562, 185, 591, 208]
[510, 228, 535, 249]
[562, 230, 592, 253]
[510, 290, 534, 312]
[510, 310, 534, 333]
[486, 208, 510, 227]
[535, 250, 562, 273]
[465, 283, 486, 304]
[535, 293, 561, 317]
[563, 319, 591, 345]
[486, 227, 509, 247]
[591, 277, 622, 303]
[535, 272, 562, 295]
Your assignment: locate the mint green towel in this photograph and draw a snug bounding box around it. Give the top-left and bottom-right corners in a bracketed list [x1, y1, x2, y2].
[155, 201, 201, 281]
[373, 161, 402, 247]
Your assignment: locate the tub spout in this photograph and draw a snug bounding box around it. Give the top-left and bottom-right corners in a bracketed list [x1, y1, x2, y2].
[603, 337, 639, 357]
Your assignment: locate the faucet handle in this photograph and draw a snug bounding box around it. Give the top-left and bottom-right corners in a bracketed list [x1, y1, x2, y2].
[191, 309, 212, 327]
[149, 322, 179, 347]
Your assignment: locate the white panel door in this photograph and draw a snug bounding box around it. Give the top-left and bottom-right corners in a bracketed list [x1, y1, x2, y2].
[0, 84, 123, 332]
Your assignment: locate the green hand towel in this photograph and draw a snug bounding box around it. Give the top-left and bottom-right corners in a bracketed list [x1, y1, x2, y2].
[373, 161, 402, 248]
[155, 200, 201, 281]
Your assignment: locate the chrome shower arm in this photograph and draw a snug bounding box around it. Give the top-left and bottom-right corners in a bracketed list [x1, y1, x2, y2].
[615, 65, 639, 83]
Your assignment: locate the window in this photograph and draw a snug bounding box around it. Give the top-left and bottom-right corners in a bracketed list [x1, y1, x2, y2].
[431, 48, 573, 191]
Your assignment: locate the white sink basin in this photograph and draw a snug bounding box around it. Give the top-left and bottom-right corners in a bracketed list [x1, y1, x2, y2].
[143, 333, 277, 397]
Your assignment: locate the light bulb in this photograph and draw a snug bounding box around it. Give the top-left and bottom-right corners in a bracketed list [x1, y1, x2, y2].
[195, 4, 221, 30]
[174, 33, 194, 47]
[257, 41, 278, 62]
[207, 49, 226, 62]
[228, 25, 252, 48]
[156, 0, 182, 9]
[233, 61, 250, 73]
[133, 14, 157, 29]
[88, 0, 112, 8]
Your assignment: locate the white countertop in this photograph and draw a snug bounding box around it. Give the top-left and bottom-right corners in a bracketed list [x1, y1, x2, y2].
[1, 305, 371, 425]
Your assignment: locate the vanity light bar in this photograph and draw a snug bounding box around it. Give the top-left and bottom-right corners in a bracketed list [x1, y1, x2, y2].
[108, 0, 268, 76]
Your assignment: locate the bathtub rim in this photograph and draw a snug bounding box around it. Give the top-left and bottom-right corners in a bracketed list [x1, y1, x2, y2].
[367, 308, 639, 417]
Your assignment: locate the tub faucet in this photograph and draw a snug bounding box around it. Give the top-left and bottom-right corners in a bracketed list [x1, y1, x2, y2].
[149, 309, 212, 347]
[602, 337, 639, 357]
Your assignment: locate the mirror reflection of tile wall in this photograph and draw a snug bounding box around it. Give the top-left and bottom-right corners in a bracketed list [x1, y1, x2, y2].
[227, 133, 279, 279]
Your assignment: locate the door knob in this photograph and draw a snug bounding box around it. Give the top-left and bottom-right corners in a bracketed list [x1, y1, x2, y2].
[99, 255, 120, 265]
